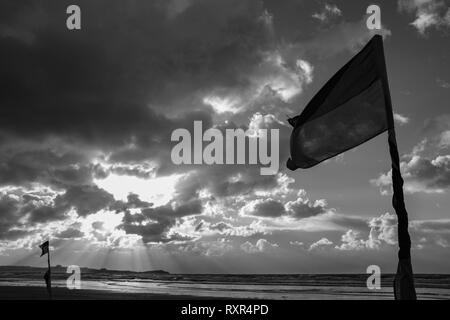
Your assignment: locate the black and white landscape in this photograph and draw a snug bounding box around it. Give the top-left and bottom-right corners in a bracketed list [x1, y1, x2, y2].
[0, 0, 449, 300]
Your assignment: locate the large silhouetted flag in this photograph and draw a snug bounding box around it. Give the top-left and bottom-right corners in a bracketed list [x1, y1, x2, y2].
[287, 35, 417, 300]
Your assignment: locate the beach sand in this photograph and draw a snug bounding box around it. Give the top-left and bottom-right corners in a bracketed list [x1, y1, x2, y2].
[0, 286, 201, 300]
[1, 268, 449, 300]
[2, 283, 449, 300]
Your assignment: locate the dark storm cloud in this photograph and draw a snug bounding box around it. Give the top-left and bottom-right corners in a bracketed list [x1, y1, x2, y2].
[168, 118, 292, 203]
[249, 199, 286, 218]
[120, 199, 202, 243]
[372, 114, 450, 194]
[405, 155, 450, 189]
[373, 154, 450, 194]
[0, 0, 323, 246]
[106, 109, 213, 172]
[173, 166, 281, 203]
[0, 0, 242, 243]
[0, 147, 95, 188]
[109, 192, 154, 215]
[55, 227, 84, 239]
[124, 193, 153, 209]
[0, 191, 62, 239]
[209, 221, 232, 232]
[0, 0, 288, 189]
[0, 183, 117, 239]
[108, 165, 153, 179]
[0, 0, 272, 150]
[0, 194, 27, 240]
[242, 194, 327, 220]
[285, 197, 326, 219]
[53, 185, 115, 217]
[195, 221, 204, 232]
[26, 204, 64, 223]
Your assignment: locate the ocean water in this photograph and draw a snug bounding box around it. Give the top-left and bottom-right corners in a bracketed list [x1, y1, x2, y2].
[1, 267, 449, 300]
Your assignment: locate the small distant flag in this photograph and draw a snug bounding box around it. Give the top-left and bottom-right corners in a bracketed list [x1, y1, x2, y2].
[287, 35, 416, 300]
[39, 240, 52, 299]
[39, 240, 49, 257]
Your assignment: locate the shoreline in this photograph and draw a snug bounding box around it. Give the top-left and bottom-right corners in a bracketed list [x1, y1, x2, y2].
[0, 286, 207, 300]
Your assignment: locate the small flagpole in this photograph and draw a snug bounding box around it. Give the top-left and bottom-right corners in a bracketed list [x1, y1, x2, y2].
[47, 245, 52, 299]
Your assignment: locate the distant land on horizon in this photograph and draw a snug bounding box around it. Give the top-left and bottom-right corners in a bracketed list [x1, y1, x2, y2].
[1, 265, 450, 275]
[0, 265, 170, 277]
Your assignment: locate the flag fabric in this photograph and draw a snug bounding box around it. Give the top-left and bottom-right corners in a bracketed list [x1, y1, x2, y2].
[287, 34, 417, 300]
[39, 240, 49, 257]
[287, 35, 390, 170]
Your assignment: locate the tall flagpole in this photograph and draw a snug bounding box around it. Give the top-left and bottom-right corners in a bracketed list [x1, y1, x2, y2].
[47, 246, 52, 299]
[47, 245, 52, 299]
[388, 128, 417, 300]
[376, 35, 417, 300]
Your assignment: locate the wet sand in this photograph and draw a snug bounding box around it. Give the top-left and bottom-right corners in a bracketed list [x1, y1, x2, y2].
[0, 286, 201, 300]
[1, 268, 449, 300]
[2, 283, 449, 300]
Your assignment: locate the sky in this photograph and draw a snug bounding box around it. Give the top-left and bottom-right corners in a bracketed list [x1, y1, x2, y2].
[0, 0, 450, 274]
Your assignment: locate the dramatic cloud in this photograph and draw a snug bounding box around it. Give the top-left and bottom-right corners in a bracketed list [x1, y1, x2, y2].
[55, 227, 84, 239]
[241, 198, 286, 218]
[398, 0, 450, 34]
[120, 199, 203, 243]
[1, 0, 276, 155]
[0, 147, 96, 188]
[287, 17, 391, 59]
[309, 238, 333, 251]
[0, 0, 294, 248]
[372, 114, 450, 194]
[53, 185, 115, 217]
[182, 239, 234, 257]
[285, 191, 327, 219]
[372, 154, 450, 194]
[335, 213, 396, 250]
[1, 0, 449, 274]
[240, 238, 278, 253]
[394, 113, 410, 125]
[0, 193, 31, 240]
[437, 78, 450, 89]
[240, 190, 327, 220]
[335, 230, 369, 251]
[312, 3, 342, 22]
[330, 212, 450, 252]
